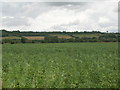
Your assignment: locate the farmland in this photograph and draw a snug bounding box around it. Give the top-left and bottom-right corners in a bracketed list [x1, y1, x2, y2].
[49, 34, 73, 39]
[1, 30, 119, 44]
[72, 33, 101, 38]
[24, 36, 45, 40]
[2, 43, 119, 88]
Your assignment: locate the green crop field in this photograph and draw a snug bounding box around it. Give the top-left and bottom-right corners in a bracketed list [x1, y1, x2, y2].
[49, 34, 73, 39]
[2, 43, 119, 88]
[1, 36, 21, 40]
[72, 34, 101, 38]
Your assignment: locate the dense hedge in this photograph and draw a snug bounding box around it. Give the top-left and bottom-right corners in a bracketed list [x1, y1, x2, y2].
[0, 30, 119, 44]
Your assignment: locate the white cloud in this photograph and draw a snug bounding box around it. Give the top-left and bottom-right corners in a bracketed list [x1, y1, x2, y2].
[2, 16, 14, 19]
[1, 1, 118, 32]
[98, 17, 110, 24]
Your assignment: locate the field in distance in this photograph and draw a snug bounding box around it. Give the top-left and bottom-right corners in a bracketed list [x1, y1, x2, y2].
[1, 34, 73, 40]
[2, 42, 119, 88]
[1, 32, 117, 40]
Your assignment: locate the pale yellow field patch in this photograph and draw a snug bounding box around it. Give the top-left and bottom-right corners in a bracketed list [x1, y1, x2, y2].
[24, 36, 45, 40]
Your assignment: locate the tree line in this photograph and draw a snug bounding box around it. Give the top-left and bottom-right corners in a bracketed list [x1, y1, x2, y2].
[0, 30, 119, 44]
[1, 35, 119, 44]
[1, 29, 104, 37]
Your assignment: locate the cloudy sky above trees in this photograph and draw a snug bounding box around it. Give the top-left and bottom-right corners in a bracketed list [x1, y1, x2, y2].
[0, 0, 119, 32]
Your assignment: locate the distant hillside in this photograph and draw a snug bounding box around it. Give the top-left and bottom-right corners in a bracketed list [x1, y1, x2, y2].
[0, 29, 105, 37]
[0, 30, 119, 44]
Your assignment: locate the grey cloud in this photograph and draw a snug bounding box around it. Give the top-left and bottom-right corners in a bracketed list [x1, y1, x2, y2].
[1, 1, 118, 32]
[2, 2, 25, 16]
[46, 2, 87, 6]
[99, 23, 117, 28]
[2, 2, 88, 18]
[47, 2, 90, 12]
[66, 20, 80, 26]
[2, 2, 89, 27]
[118, 2, 120, 12]
[2, 2, 51, 18]
[51, 25, 65, 30]
[113, 3, 118, 13]
[2, 17, 30, 27]
[51, 20, 80, 30]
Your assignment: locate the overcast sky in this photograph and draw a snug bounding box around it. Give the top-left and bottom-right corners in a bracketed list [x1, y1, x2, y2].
[0, 0, 119, 32]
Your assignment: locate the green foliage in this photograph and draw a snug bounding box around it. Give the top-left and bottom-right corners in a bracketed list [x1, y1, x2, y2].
[0, 30, 119, 44]
[2, 39, 21, 44]
[21, 37, 28, 43]
[99, 34, 118, 42]
[0, 29, 109, 37]
[44, 36, 59, 43]
[2, 43, 119, 88]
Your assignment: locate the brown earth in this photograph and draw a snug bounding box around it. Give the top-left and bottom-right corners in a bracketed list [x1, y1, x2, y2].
[25, 36, 45, 40]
